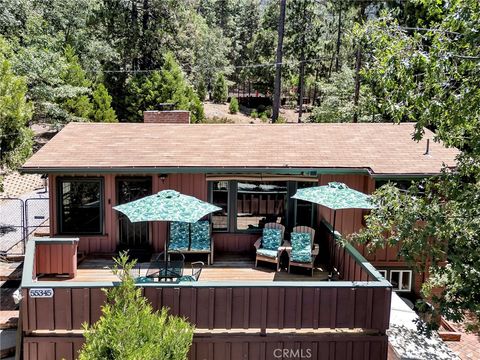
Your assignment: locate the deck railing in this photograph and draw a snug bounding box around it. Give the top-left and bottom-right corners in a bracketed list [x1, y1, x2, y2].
[22, 234, 392, 334]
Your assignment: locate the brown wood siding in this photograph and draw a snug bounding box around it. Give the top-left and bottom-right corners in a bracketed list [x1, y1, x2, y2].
[213, 233, 259, 254]
[49, 173, 208, 254]
[35, 243, 77, 277]
[23, 333, 388, 360]
[22, 286, 390, 333]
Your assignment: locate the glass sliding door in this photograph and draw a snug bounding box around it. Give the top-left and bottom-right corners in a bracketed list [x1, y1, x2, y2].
[116, 177, 152, 249]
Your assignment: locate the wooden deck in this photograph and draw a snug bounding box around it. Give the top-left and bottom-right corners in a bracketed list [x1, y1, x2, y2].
[38, 256, 329, 283]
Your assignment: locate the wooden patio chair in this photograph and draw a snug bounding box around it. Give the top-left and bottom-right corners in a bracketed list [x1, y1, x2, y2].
[254, 223, 286, 271]
[287, 226, 318, 276]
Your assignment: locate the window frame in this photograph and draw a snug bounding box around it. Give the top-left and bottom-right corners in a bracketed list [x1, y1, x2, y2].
[208, 180, 231, 232]
[208, 179, 320, 234]
[57, 177, 104, 235]
[389, 269, 413, 292]
[234, 180, 288, 233]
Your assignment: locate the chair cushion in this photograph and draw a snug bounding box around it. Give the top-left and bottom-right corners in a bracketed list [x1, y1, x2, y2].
[190, 221, 211, 250]
[257, 248, 279, 258]
[290, 232, 312, 263]
[261, 228, 282, 250]
[169, 222, 190, 251]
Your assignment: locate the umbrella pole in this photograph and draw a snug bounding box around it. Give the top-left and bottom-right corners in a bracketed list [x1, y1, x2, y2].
[165, 222, 169, 261]
[331, 210, 337, 271]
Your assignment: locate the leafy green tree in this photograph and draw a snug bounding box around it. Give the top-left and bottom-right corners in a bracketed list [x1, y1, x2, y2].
[126, 53, 204, 122]
[0, 37, 33, 188]
[212, 73, 228, 103]
[351, 0, 480, 330]
[229, 97, 239, 114]
[91, 83, 117, 123]
[79, 253, 194, 360]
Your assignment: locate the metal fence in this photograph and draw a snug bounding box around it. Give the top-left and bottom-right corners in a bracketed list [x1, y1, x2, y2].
[0, 196, 49, 256]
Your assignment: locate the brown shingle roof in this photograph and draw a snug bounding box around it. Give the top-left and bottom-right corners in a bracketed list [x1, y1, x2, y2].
[22, 122, 458, 175]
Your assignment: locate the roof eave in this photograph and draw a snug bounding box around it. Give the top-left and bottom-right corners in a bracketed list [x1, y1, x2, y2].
[21, 166, 374, 176]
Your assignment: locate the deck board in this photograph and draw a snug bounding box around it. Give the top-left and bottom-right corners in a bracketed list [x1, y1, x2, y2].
[38, 257, 329, 283]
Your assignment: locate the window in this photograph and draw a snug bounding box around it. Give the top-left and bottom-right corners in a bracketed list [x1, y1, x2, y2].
[58, 178, 103, 234]
[211, 181, 229, 231]
[377, 269, 387, 279]
[236, 181, 287, 231]
[389, 270, 412, 292]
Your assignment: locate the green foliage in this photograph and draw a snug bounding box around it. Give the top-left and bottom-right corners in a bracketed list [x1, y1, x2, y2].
[0, 38, 33, 173]
[78, 252, 194, 360]
[196, 77, 207, 102]
[91, 84, 117, 123]
[126, 53, 204, 122]
[229, 97, 239, 114]
[259, 112, 268, 123]
[250, 110, 258, 119]
[212, 73, 228, 104]
[352, 0, 480, 330]
[308, 67, 373, 123]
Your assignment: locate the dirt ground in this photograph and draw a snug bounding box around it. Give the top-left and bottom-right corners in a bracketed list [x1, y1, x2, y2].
[203, 101, 301, 123]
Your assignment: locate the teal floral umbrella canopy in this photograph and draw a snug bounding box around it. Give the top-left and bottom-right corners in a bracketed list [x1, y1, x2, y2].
[113, 189, 221, 224]
[292, 182, 375, 237]
[292, 182, 375, 211]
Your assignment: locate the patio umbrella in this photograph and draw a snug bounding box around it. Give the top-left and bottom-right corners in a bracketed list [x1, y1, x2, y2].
[291, 182, 375, 236]
[113, 189, 221, 224]
[113, 189, 221, 260]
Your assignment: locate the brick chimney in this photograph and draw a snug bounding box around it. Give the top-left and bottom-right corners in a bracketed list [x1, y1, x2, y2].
[143, 110, 190, 124]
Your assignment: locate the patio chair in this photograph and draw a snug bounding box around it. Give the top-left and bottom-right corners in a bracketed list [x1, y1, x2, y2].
[179, 261, 204, 282]
[168, 222, 190, 251]
[146, 251, 185, 281]
[287, 226, 318, 276]
[254, 223, 286, 271]
[189, 220, 214, 265]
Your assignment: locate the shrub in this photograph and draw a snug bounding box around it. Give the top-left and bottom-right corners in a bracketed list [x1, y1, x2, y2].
[212, 73, 228, 103]
[259, 112, 268, 122]
[78, 252, 194, 360]
[250, 110, 258, 118]
[229, 97, 239, 114]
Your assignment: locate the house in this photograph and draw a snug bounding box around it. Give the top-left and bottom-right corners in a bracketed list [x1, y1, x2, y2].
[19, 118, 458, 359]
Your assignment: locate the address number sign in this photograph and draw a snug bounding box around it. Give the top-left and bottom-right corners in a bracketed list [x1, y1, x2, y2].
[29, 288, 54, 298]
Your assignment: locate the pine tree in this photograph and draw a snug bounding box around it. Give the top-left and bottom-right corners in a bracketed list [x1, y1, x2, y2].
[126, 53, 204, 122]
[196, 77, 207, 102]
[212, 73, 228, 103]
[91, 83, 117, 123]
[78, 253, 193, 360]
[59, 45, 93, 120]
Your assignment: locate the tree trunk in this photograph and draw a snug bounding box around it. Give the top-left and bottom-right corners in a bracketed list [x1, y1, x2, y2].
[297, 3, 307, 123]
[353, 5, 366, 123]
[272, 0, 287, 123]
[335, 7, 343, 72]
[298, 54, 305, 123]
[312, 68, 319, 106]
[353, 47, 362, 123]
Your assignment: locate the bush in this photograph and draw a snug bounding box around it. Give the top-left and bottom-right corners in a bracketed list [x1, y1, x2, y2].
[259, 112, 269, 122]
[250, 110, 258, 118]
[229, 97, 239, 114]
[212, 73, 228, 103]
[78, 252, 194, 360]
